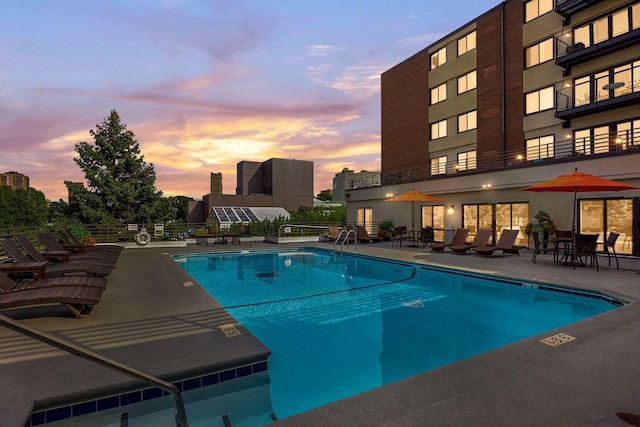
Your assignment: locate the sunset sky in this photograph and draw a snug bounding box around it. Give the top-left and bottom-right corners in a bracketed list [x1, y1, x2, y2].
[2, 0, 499, 201]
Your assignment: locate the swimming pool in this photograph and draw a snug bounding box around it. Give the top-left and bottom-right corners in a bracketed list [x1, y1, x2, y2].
[174, 247, 621, 421]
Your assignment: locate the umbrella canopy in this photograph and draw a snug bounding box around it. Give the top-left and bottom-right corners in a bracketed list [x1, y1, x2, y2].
[386, 189, 442, 232]
[522, 168, 638, 232]
[386, 189, 442, 203]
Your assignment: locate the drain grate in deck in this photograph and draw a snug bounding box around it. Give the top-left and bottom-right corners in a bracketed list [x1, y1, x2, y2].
[540, 332, 575, 347]
[218, 323, 242, 338]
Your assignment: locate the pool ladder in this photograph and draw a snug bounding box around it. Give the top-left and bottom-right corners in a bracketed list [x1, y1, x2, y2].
[0, 314, 189, 427]
[333, 229, 357, 255]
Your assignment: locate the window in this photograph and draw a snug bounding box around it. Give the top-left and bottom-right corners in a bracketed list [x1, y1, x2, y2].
[458, 70, 477, 94]
[458, 110, 477, 133]
[526, 135, 554, 160]
[431, 47, 446, 70]
[616, 119, 640, 149]
[573, 3, 640, 46]
[525, 86, 554, 114]
[574, 126, 609, 155]
[525, 38, 553, 68]
[573, 60, 640, 107]
[457, 150, 477, 171]
[458, 31, 476, 56]
[431, 83, 447, 104]
[525, 0, 553, 23]
[421, 205, 445, 242]
[431, 119, 447, 140]
[431, 156, 447, 176]
[356, 207, 373, 235]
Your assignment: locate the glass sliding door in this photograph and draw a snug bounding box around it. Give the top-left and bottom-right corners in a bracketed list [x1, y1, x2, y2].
[579, 198, 634, 254]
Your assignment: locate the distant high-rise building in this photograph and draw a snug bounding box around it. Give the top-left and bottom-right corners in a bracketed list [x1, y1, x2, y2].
[210, 172, 223, 194]
[0, 171, 29, 190]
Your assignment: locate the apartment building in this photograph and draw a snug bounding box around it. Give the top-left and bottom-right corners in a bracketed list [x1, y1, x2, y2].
[0, 171, 29, 190]
[348, 0, 640, 254]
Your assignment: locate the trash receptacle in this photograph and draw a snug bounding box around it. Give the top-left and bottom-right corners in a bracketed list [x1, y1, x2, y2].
[444, 227, 455, 244]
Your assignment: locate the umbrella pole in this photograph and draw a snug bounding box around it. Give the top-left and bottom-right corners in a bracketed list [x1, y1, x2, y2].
[572, 190, 577, 234]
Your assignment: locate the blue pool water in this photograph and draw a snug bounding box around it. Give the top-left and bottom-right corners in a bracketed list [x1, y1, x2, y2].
[175, 248, 620, 421]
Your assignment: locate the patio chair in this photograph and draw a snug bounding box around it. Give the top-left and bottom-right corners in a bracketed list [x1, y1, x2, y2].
[419, 227, 434, 248]
[0, 272, 104, 318]
[355, 225, 383, 243]
[472, 229, 520, 257]
[326, 226, 342, 243]
[428, 228, 470, 252]
[13, 236, 115, 278]
[552, 230, 573, 265]
[36, 233, 118, 264]
[531, 231, 552, 264]
[598, 232, 619, 269]
[57, 229, 124, 255]
[574, 233, 598, 271]
[449, 228, 493, 255]
[391, 226, 408, 247]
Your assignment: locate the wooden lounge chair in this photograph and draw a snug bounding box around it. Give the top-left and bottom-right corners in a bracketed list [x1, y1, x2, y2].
[0, 272, 104, 318]
[57, 229, 124, 255]
[326, 226, 341, 243]
[11, 237, 115, 278]
[449, 228, 493, 255]
[37, 233, 119, 264]
[356, 225, 383, 243]
[429, 228, 470, 252]
[472, 229, 520, 257]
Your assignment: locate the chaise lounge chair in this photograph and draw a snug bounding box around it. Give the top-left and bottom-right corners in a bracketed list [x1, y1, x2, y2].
[10, 237, 115, 278]
[472, 229, 520, 257]
[428, 228, 470, 252]
[37, 233, 119, 264]
[356, 225, 383, 243]
[0, 272, 105, 318]
[56, 229, 124, 255]
[449, 228, 493, 255]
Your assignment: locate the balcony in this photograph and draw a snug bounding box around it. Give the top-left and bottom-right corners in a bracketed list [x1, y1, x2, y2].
[555, 0, 604, 22]
[556, 78, 640, 121]
[556, 29, 640, 71]
[377, 131, 640, 188]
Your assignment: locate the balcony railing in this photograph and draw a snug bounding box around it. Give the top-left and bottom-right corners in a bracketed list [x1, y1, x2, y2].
[372, 131, 640, 189]
[556, 28, 640, 70]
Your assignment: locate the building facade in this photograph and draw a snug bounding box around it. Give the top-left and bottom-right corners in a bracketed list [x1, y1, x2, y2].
[348, 0, 640, 255]
[188, 158, 314, 224]
[332, 168, 382, 203]
[0, 171, 29, 190]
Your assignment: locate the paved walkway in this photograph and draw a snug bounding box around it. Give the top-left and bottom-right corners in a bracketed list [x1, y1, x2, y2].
[1, 240, 640, 426]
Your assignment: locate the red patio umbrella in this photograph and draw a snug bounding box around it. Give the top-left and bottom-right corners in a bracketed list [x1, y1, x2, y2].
[522, 168, 638, 233]
[386, 189, 442, 232]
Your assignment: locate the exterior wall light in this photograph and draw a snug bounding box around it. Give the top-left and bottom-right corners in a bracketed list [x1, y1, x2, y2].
[447, 205, 455, 215]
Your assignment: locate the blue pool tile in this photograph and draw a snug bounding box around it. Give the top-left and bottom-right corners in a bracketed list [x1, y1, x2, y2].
[45, 406, 72, 422]
[183, 377, 202, 391]
[220, 369, 236, 382]
[237, 365, 253, 378]
[72, 401, 96, 416]
[202, 372, 219, 386]
[121, 391, 142, 406]
[97, 395, 120, 411]
[29, 411, 45, 426]
[253, 361, 268, 373]
[142, 387, 164, 401]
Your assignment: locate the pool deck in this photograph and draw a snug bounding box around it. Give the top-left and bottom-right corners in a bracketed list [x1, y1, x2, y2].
[2, 240, 640, 426]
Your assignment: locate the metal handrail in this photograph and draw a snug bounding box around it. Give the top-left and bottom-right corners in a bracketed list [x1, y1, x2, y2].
[0, 314, 189, 427]
[333, 229, 357, 255]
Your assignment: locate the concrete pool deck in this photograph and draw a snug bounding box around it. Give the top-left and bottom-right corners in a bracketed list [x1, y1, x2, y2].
[2, 240, 640, 426]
